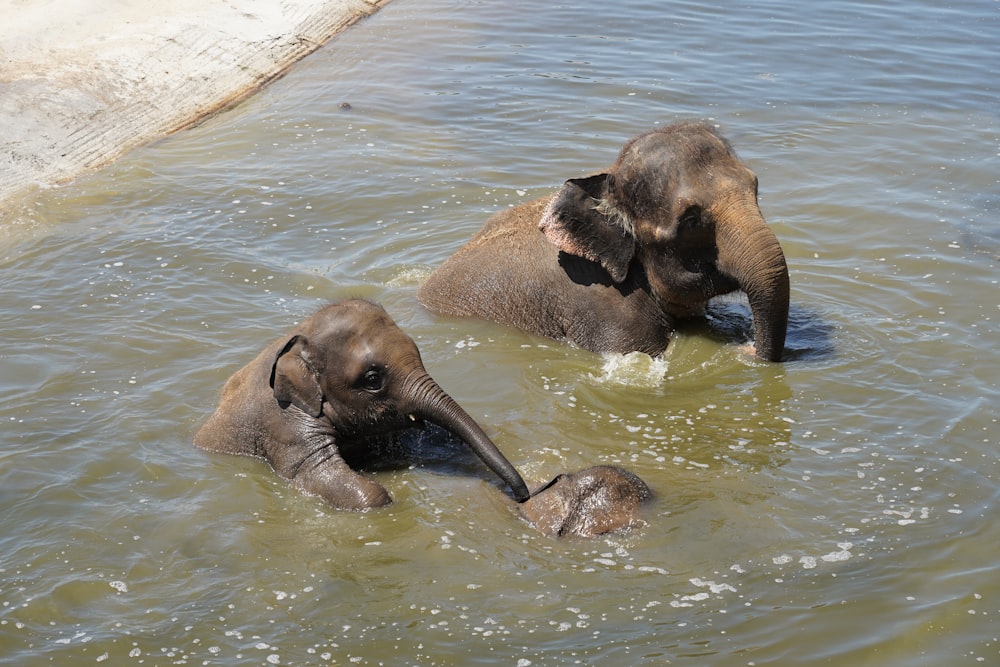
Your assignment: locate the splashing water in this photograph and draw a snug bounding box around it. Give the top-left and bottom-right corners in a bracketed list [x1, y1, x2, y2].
[589, 352, 673, 388]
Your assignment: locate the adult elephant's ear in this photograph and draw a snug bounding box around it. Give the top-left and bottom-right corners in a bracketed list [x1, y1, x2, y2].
[538, 173, 635, 283]
[270, 335, 324, 417]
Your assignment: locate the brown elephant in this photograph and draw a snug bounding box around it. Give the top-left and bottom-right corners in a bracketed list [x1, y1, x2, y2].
[418, 122, 790, 361]
[194, 300, 530, 510]
[520, 466, 652, 538]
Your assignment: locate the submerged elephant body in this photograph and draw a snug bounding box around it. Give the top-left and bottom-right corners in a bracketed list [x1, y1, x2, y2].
[419, 122, 790, 361]
[194, 300, 529, 510]
[520, 466, 652, 538]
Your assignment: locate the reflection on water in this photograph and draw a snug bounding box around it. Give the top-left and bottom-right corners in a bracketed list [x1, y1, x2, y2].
[1, 0, 998, 665]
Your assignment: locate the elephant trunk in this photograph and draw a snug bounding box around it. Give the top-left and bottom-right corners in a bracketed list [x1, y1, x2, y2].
[404, 372, 530, 502]
[714, 196, 790, 362]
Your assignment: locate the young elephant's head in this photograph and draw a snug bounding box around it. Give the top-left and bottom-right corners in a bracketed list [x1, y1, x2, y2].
[539, 122, 789, 361]
[520, 466, 652, 538]
[269, 299, 530, 501]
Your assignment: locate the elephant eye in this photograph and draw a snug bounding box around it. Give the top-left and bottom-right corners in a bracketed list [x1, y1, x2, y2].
[679, 206, 702, 229]
[360, 368, 384, 392]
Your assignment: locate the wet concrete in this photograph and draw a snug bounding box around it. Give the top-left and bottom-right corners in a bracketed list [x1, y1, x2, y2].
[0, 0, 389, 212]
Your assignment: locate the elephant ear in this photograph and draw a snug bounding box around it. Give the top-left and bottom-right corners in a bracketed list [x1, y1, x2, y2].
[538, 173, 636, 283]
[269, 335, 324, 417]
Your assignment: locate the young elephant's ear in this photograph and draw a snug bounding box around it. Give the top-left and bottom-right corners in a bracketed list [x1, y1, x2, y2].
[538, 173, 635, 283]
[269, 335, 324, 417]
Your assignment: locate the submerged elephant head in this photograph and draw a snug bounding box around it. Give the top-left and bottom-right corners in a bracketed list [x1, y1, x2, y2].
[520, 466, 652, 538]
[195, 299, 529, 510]
[539, 122, 789, 361]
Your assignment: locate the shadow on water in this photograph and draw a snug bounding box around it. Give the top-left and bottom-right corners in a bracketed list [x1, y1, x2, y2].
[346, 422, 509, 480]
[700, 297, 836, 362]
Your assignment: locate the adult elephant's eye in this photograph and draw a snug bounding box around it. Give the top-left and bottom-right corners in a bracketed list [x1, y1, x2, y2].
[360, 368, 384, 392]
[678, 206, 702, 230]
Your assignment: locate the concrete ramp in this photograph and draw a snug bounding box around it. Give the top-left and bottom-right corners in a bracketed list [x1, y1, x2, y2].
[0, 0, 390, 210]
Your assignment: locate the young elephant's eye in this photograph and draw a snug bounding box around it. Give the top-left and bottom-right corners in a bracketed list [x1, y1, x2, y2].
[360, 368, 384, 392]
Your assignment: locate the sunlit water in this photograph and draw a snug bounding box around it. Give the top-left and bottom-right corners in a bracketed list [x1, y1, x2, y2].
[2, 0, 998, 664]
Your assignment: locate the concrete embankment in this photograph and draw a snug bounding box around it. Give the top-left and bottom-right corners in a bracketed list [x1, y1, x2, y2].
[0, 0, 390, 213]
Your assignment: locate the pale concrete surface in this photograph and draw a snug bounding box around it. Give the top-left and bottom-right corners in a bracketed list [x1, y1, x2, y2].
[0, 0, 390, 213]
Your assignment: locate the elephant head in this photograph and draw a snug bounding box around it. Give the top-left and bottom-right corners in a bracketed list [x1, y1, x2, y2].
[538, 123, 789, 361]
[520, 466, 652, 538]
[195, 300, 530, 510]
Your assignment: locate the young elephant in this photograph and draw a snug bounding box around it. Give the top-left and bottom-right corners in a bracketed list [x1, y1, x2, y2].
[419, 122, 789, 361]
[194, 300, 530, 510]
[520, 466, 652, 538]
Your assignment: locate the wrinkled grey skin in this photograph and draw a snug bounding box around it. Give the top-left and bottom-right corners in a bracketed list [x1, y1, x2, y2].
[419, 122, 789, 361]
[520, 466, 652, 538]
[194, 300, 529, 510]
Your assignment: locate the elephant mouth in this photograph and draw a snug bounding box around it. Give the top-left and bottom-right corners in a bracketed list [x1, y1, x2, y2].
[664, 299, 709, 319]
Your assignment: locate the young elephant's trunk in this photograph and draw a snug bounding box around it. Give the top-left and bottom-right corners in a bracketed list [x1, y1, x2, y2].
[405, 373, 530, 502]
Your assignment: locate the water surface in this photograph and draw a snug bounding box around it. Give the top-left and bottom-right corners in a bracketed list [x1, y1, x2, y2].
[2, 0, 998, 665]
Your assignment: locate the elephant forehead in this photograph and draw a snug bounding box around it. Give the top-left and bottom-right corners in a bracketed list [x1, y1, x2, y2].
[521, 488, 573, 536]
[293, 305, 420, 366]
[619, 126, 718, 169]
[309, 300, 388, 329]
[305, 303, 400, 340]
[337, 328, 420, 366]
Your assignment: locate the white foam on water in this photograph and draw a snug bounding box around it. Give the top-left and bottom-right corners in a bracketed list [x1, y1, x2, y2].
[590, 352, 672, 389]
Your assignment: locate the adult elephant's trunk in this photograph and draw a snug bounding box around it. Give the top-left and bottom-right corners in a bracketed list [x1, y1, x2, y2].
[404, 372, 530, 502]
[714, 195, 790, 362]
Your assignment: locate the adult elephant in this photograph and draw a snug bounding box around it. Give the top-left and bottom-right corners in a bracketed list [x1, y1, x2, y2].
[418, 122, 789, 361]
[194, 300, 530, 510]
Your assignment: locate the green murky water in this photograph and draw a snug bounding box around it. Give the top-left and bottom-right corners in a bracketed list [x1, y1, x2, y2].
[2, 0, 998, 664]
